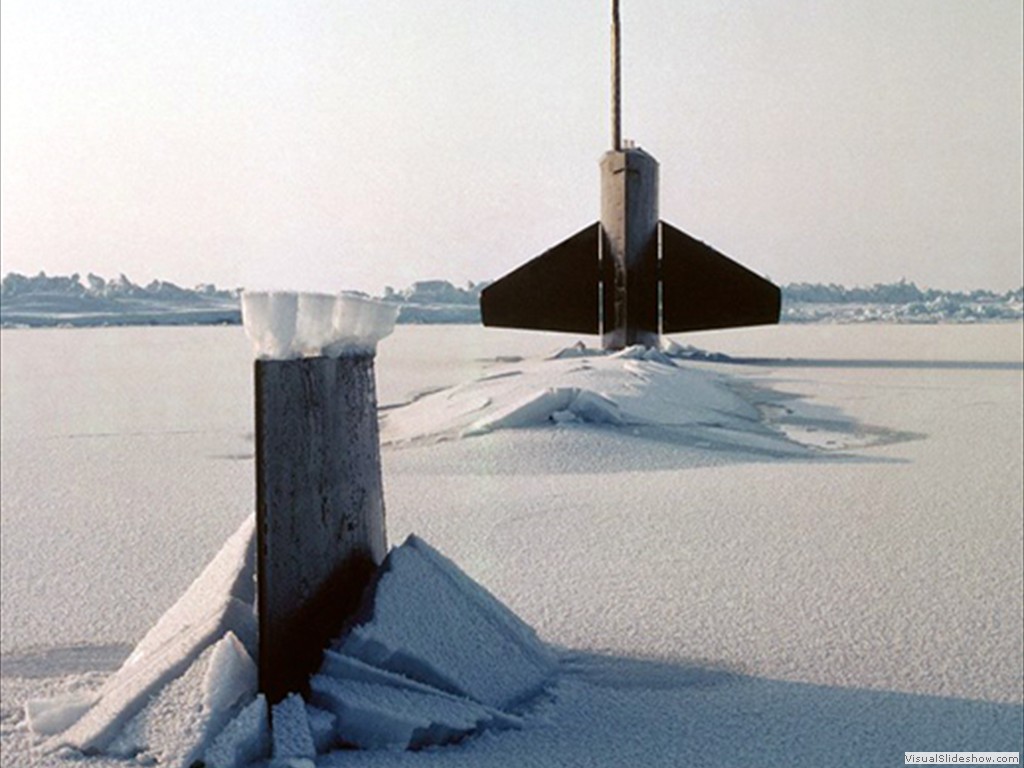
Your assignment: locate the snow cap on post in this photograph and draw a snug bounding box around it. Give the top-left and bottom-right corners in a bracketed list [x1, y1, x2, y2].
[242, 291, 398, 360]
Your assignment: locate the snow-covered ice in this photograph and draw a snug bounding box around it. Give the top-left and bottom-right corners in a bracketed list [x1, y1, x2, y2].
[300, 534, 547, 751]
[309, 676, 502, 751]
[1, 322, 1021, 766]
[48, 516, 256, 753]
[304, 705, 337, 754]
[336, 535, 555, 711]
[103, 632, 254, 766]
[27, 512, 259, 763]
[272, 693, 316, 762]
[203, 694, 269, 768]
[20, 522, 550, 763]
[24, 692, 97, 736]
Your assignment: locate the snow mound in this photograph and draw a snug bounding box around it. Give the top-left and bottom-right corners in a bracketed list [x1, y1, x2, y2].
[242, 291, 398, 360]
[462, 386, 623, 435]
[32, 523, 551, 762]
[381, 344, 796, 454]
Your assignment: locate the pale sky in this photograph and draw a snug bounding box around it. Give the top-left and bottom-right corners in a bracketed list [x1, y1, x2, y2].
[2, 0, 1021, 294]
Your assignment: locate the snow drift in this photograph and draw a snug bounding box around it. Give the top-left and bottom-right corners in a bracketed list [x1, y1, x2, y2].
[381, 343, 823, 455]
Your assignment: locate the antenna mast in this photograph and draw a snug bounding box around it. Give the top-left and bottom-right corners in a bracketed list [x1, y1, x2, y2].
[611, 0, 622, 151]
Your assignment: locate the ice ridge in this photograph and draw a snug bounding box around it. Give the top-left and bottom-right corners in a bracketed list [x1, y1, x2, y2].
[29, 524, 553, 763]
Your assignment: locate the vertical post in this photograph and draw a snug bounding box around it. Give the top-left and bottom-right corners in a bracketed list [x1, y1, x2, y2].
[255, 352, 387, 703]
[611, 0, 622, 151]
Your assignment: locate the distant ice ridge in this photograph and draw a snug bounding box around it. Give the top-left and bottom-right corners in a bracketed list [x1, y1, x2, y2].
[29, 521, 554, 765]
[241, 291, 398, 360]
[2, 272, 1021, 328]
[0, 271, 242, 328]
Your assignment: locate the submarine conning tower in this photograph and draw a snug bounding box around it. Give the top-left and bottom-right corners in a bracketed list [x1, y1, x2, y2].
[600, 146, 659, 349]
[480, 0, 781, 351]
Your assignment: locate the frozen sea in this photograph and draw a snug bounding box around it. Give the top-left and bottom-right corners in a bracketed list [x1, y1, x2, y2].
[1, 323, 1022, 766]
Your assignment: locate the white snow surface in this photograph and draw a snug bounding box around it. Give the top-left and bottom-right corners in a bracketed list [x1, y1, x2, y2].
[241, 291, 397, 360]
[1, 323, 1022, 766]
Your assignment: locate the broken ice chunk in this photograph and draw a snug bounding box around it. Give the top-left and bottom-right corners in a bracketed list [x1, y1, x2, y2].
[317, 650, 522, 729]
[611, 344, 677, 365]
[319, 650, 437, 692]
[304, 705, 337, 754]
[462, 387, 577, 435]
[106, 631, 256, 766]
[309, 675, 504, 751]
[242, 291, 299, 360]
[551, 409, 579, 424]
[272, 694, 316, 762]
[56, 516, 256, 753]
[336, 535, 556, 711]
[569, 390, 623, 424]
[204, 695, 270, 768]
[324, 294, 399, 357]
[25, 693, 97, 736]
[203, 631, 258, 715]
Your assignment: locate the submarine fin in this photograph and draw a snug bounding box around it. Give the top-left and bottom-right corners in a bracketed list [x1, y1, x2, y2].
[660, 221, 781, 334]
[481, 223, 601, 334]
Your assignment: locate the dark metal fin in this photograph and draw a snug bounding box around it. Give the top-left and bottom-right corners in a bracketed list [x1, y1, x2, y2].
[481, 223, 601, 334]
[660, 221, 781, 333]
